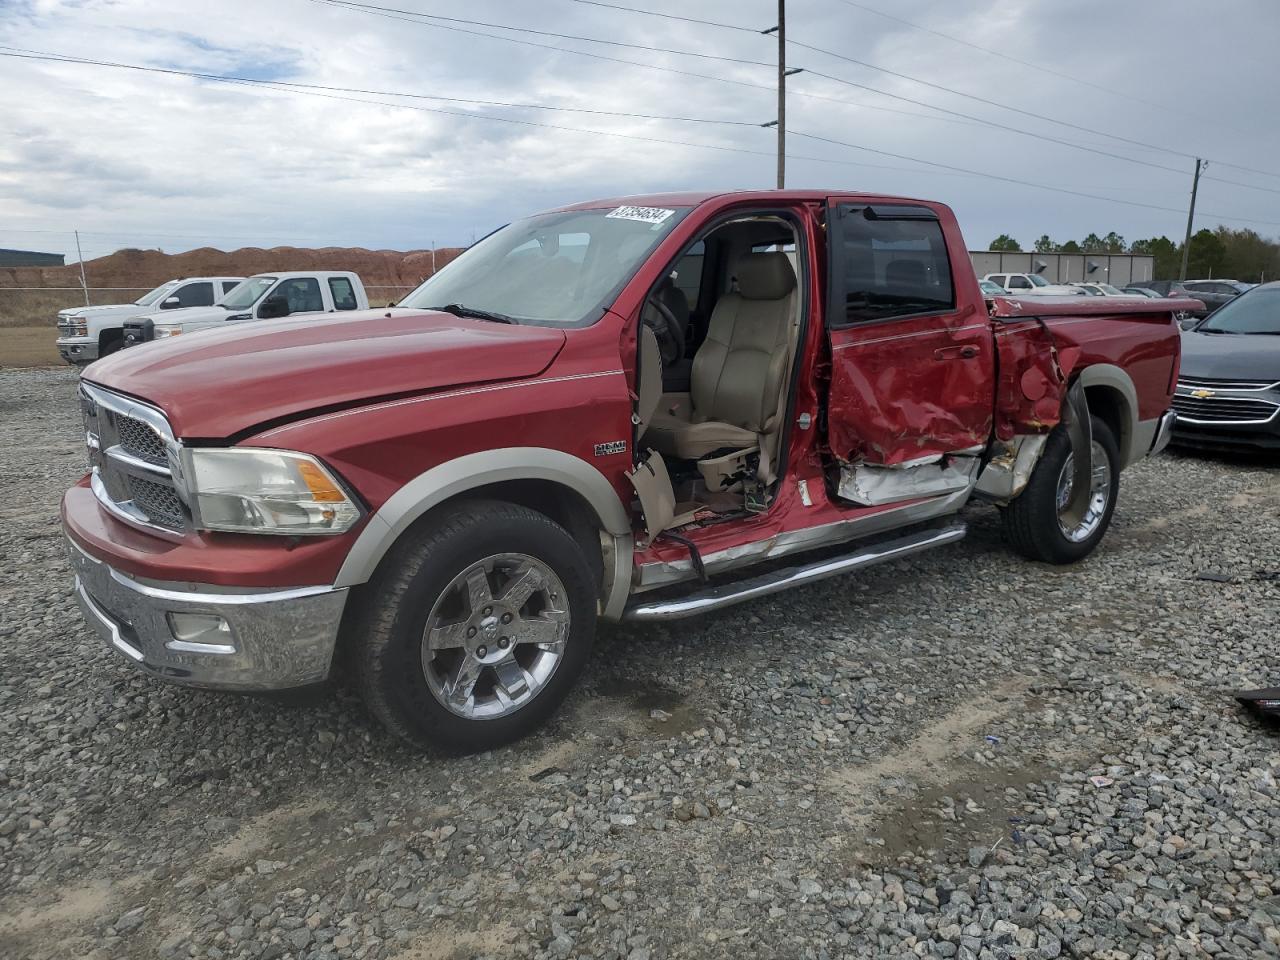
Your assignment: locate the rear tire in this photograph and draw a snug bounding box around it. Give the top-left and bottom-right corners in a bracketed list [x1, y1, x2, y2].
[352, 500, 597, 754]
[1002, 414, 1120, 565]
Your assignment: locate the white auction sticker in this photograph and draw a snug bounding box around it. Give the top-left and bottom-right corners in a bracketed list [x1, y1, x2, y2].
[605, 205, 675, 225]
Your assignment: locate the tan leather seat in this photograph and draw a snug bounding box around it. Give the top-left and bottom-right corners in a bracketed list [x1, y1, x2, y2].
[644, 252, 796, 460]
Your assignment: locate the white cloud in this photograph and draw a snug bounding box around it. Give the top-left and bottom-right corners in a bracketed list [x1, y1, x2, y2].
[2, 0, 1279, 259]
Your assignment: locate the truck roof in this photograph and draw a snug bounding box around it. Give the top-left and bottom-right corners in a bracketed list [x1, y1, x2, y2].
[555, 189, 939, 211]
[247, 271, 359, 280]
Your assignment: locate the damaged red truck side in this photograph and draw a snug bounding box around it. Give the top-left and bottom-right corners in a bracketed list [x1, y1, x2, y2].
[62, 190, 1188, 753]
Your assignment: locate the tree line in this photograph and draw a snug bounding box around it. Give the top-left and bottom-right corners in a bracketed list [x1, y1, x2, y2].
[986, 226, 1280, 282]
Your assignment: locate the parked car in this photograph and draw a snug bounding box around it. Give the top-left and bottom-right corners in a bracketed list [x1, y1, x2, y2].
[120, 272, 368, 347]
[984, 272, 1086, 296]
[1122, 287, 1162, 298]
[978, 278, 1006, 297]
[1172, 281, 1280, 451]
[1185, 279, 1253, 296]
[1070, 282, 1146, 298]
[55, 277, 243, 365]
[1140, 280, 1214, 316]
[63, 190, 1189, 753]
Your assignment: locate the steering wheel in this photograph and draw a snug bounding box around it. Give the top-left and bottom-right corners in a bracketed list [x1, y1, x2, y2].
[643, 296, 684, 366]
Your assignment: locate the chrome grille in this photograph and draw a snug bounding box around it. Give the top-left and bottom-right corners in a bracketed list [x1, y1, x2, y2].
[1172, 394, 1280, 424]
[1178, 375, 1280, 392]
[127, 475, 185, 530]
[80, 383, 189, 538]
[116, 416, 168, 465]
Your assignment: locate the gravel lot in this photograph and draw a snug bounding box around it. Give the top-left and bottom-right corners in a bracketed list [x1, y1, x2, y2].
[2, 366, 1278, 960]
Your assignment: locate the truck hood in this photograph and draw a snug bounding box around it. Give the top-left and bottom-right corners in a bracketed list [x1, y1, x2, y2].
[84, 309, 567, 438]
[129, 305, 235, 325]
[58, 302, 147, 318]
[1179, 329, 1280, 382]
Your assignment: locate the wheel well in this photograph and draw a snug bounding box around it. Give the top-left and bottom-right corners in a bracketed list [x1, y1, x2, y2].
[363, 480, 607, 595]
[1083, 384, 1131, 463]
[99, 328, 122, 350]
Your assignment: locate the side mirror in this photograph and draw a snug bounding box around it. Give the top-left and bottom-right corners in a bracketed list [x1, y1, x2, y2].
[258, 295, 290, 319]
[386, 301, 397, 308]
[161, 296, 182, 309]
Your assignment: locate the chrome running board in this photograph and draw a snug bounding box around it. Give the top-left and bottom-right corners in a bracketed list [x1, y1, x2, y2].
[622, 523, 966, 622]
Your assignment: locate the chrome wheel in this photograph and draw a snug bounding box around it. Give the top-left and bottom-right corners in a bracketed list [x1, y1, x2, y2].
[421, 553, 570, 720]
[1055, 439, 1111, 542]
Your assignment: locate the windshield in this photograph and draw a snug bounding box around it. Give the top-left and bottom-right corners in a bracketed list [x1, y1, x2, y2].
[133, 281, 180, 306]
[1197, 287, 1280, 334]
[397, 205, 692, 325]
[1097, 283, 1124, 295]
[220, 277, 277, 310]
[1027, 274, 1049, 287]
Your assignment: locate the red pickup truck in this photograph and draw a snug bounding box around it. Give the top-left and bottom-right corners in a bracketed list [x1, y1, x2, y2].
[63, 190, 1189, 753]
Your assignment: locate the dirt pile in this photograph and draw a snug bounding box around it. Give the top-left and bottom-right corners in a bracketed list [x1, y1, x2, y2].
[0, 245, 466, 326]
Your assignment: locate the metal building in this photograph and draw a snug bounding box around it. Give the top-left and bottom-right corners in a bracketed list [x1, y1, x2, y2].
[0, 248, 66, 267]
[969, 251, 1155, 286]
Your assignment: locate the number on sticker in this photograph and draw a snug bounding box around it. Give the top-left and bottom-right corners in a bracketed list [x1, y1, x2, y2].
[606, 206, 675, 225]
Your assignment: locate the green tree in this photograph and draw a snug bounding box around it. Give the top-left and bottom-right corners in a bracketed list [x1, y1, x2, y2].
[1102, 232, 1126, 253]
[1129, 236, 1181, 280]
[988, 234, 1022, 252]
[1059, 240, 1081, 253]
[1033, 235, 1057, 252]
[1184, 228, 1227, 279]
[1081, 233, 1106, 252]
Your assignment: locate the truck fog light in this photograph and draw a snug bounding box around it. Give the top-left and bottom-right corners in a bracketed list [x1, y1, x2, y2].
[165, 612, 235, 654]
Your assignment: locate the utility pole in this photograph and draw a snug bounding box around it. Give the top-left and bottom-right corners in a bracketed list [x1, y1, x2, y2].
[776, 0, 785, 189]
[431, 241, 437, 275]
[762, 3, 802, 190]
[1178, 158, 1203, 281]
[74, 230, 89, 307]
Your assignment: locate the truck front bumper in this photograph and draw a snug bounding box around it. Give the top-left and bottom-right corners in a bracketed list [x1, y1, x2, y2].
[66, 537, 348, 691]
[56, 337, 98, 365]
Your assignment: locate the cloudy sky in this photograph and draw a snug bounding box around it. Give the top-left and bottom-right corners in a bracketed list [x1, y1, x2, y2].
[2, 0, 1279, 261]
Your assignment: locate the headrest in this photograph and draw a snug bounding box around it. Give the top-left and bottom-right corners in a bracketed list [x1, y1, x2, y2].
[735, 251, 796, 300]
[885, 259, 926, 288]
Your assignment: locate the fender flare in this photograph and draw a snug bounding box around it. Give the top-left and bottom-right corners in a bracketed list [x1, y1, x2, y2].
[333, 447, 632, 589]
[1075, 364, 1139, 466]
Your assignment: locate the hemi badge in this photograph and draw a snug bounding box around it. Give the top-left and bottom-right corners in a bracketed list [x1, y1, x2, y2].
[1190, 389, 1215, 399]
[594, 440, 627, 457]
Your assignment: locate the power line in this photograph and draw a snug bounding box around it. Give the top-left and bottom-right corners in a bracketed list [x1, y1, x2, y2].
[788, 130, 1280, 228]
[830, 0, 1181, 114]
[568, 0, 761, 34]
[0, 46, 760, 128]
[8, 45, 1276, 230]
[303, 0, 1280, 195]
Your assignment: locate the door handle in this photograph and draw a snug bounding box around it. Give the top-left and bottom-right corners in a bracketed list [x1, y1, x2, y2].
[934, 344, 980, 360]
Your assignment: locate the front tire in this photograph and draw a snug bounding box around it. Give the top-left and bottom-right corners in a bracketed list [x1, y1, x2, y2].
[353, 500, 597, 753]
[1002, 414, 1120, 564]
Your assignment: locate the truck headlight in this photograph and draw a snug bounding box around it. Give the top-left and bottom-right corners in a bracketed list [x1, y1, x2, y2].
[154, 325, 181, 338]
[185, 448, 361, 535]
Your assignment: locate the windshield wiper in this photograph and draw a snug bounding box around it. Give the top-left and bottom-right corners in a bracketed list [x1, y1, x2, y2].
[435, 303, 517, 324]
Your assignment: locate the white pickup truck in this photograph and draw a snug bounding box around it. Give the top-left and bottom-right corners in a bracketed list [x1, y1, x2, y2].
[56, 277, 244, 365]
[120, 271, 369, 348]
[984, 272, 1085, 296]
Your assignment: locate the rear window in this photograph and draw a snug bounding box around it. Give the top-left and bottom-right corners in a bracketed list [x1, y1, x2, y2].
[329, 276, 358, 310]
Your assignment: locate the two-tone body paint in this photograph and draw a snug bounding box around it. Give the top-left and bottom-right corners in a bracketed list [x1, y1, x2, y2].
[63, 189, 1184, 599]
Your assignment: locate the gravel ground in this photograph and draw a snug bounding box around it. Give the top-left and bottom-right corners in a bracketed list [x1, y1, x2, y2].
[1, 366, 1278, 960]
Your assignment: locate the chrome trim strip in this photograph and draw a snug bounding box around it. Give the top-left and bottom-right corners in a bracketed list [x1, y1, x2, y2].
[165, 638, 237, 655]
[624, 524, 966, 621]
[106, 566, 338, 605]
[1177, 377, 1280, 392]
[1150, 410, 1176, 456]
[105, 445, 172, 479]
[81, 381, 176, 441]
[1172, 392, 1280, 426]
[634, 487, 971, 592]
[75, 575, 145, 661]
[256, 369, 627, 439]
[90, 469, 185, 543]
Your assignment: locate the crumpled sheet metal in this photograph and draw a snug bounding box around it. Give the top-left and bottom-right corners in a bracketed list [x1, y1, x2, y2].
[837, 455, 980, 506]
[973, 434, 1050, 503]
